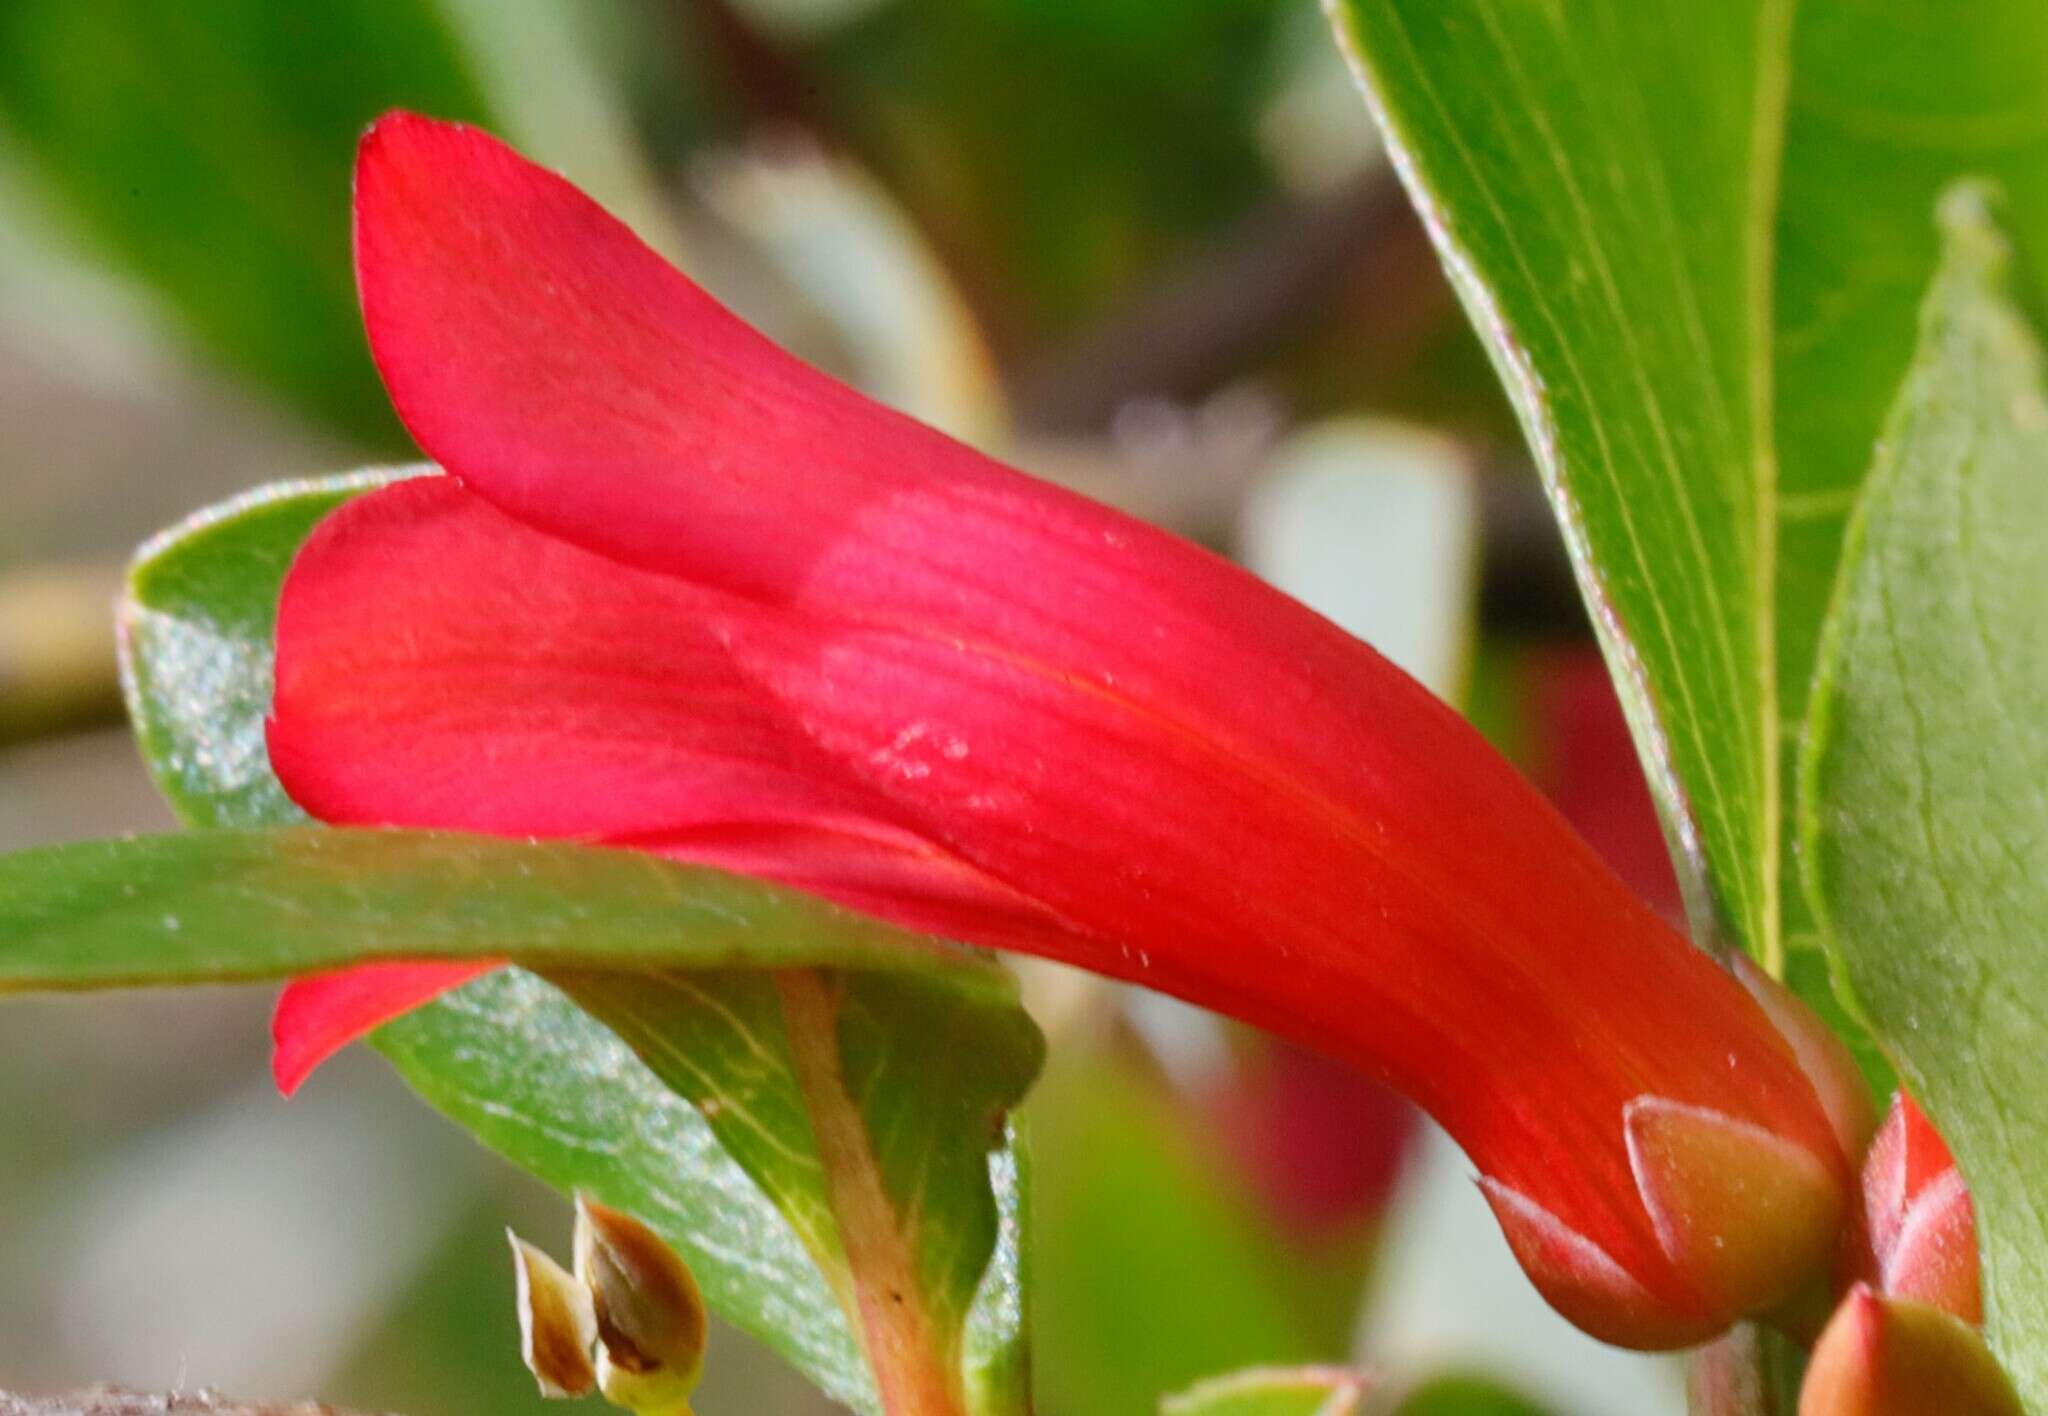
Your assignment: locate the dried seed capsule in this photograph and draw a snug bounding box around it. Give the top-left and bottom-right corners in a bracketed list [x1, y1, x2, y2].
[575, 1194, 709, 1415]
[509, 1230, 598, 1399]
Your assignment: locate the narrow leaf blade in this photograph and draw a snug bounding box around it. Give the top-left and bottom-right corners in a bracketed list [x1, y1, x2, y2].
[0, 827, 992, 991]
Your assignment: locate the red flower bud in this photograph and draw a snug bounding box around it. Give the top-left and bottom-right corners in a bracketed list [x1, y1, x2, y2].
[265, 113, 1850, 1348]
[1800, 1285, 2018, 1416]
[1855, 1093, 1980, 1324]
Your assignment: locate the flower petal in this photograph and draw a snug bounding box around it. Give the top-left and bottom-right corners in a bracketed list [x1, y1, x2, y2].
[268, 476, 1067, 952]
[273, 959, 494, 1095]
[266, 478, 1080, 1093]
[268, 476, 873, 842]
[353, 112, 1539, 831]
[273, 470, 1840, 1337]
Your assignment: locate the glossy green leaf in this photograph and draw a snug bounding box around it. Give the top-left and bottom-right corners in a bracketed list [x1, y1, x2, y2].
[1776, 1, 2048, 741]
[1161, 1366, 1370, 1416]
[1801, 188, 2048, 1408]
[113, 473, 1037, 1414]
[375, 967, 877, 1411]
[1328, 0, 1783, 958]
[121, 469, 420, 830]
[379, 967, 1035, 1413]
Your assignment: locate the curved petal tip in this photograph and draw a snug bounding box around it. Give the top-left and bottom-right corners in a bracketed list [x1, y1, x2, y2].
[1477, 1175, 1714, 1349]
[272, 959, 497, 1095]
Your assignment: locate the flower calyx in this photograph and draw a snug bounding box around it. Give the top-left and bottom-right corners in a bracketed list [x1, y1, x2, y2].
[575, 1193, 710, 1415]
[1478, 1091, 1847, 1350]
[1625, 1096, 1845, 1323]
[1730, 955, 1878, 1163]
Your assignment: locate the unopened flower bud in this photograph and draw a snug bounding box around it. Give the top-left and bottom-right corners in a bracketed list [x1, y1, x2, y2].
[1858, 1092, 1980, 1323]
[1800, 1285, 2019, 1416]
[575, 1193, 708, 1416]
[509, 1230, 599, 1399]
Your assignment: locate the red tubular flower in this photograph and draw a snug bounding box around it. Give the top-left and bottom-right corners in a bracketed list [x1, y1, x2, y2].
[267, 113, 1848, 1348]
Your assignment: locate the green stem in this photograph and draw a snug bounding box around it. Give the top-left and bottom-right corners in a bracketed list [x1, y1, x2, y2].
[777, 969, 966, 1416]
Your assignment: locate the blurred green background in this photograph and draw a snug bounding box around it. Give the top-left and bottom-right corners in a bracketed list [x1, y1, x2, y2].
[0, 2, 1677, 1412]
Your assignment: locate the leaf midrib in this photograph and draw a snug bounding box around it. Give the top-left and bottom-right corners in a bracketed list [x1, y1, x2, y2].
[1749, 0, 1799, 977]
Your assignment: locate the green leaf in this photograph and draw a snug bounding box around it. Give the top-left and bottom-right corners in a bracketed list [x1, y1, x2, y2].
[1328, 0, 2048, 971]
[1800, 187, 2048, 1408]
[376, 967, 1036, 1414]
[374, 967, 878, 1411]
[1771, 0, 2048, 1085]
[112, 473, 1038, 1414]
[1161, 1366, 1370, 1416]
[1327, 0, 1785, 959]
[121, 469, 420, 830]
[1776, 1, 2048, 746]
[0, 827, 996, 991]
